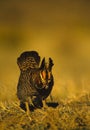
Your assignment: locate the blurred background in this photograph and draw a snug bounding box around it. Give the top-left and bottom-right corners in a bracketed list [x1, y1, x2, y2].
[0, 0, 90, 101]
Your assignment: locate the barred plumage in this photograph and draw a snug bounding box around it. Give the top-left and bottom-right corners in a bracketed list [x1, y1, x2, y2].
[17, 51, 54, 113]
[17, 51, 40, 71]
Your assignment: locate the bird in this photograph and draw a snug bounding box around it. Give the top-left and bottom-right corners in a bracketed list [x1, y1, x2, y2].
[17, 51, 54, 116]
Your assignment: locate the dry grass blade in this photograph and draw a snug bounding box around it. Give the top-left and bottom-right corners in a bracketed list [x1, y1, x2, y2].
[0, 93, 90, 130]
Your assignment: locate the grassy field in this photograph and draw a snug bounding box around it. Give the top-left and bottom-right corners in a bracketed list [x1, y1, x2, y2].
[0, 1, 90, 130]
[0, 93, 90, 130]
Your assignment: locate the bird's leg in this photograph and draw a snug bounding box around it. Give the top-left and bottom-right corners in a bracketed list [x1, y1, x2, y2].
[50, 94, 53, 102]
[42, 99, 47, 109]
[25, 102, 32, 120]
[25, 102, 30, 115]
[43, 94, 53, 107]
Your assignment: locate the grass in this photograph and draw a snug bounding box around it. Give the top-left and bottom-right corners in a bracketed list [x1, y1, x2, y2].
[0, 93, 90, 130]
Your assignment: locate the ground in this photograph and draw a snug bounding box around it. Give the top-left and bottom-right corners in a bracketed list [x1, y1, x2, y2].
[0, 94, 90, 130]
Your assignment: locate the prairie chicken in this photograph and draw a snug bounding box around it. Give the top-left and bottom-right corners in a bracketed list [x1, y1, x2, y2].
[17, 51, 54, 115]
